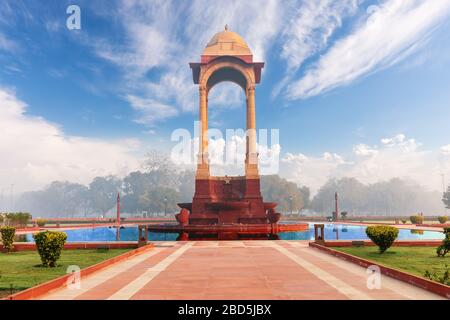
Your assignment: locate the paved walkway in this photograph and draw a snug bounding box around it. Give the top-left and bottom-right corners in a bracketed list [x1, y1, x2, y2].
[39, 241, 443, 300]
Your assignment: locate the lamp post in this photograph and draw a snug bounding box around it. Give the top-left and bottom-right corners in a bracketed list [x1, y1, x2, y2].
[335, 192, 339, 222]
[10, 184, 14, 212]
[442, 173, 446, 194]
[164, 198, 168, 216]
[289, 196, 293, 216]
[116, 192, 120, 227]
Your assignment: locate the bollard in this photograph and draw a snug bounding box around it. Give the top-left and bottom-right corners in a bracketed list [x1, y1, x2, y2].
[314, 224, 325, 243]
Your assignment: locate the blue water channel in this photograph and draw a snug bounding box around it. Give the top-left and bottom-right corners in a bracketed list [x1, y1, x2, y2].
[22, 223, 444, 242]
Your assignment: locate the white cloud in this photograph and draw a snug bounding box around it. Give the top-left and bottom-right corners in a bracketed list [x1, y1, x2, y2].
[0, 32, 17, 52]
[272, 0, 359, 97]
[126, 94, 178, 125]
[88, 0, 450, 118]
[441, 145, 450, 155]
[287, 0, 450, 99]
[281, 133, 448, 194]
[170, 130, 280, 176]
[0, 88, 141, 193]
[281, 152, 350, 193]
[353, 144, 378, 156]
[381, 133, 406, 146]
[281, 0, 358, 71]
[92, 0, 283, 123]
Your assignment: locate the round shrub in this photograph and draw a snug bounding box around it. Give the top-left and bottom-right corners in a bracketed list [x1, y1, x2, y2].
[33, 231, 67, 267]
[438, 216, 448, 224]
[0, 226, 15, 252]
[36, 219, 46, 227]
[410, 215, 424, 225]
[366, 225, 399, 253]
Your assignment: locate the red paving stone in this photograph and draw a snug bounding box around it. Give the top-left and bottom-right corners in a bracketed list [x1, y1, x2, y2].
[39, 241, 444, 300]
[75, 243, 183, 300]
[278, 242, 407, 299]
[130, 245, 349, 300]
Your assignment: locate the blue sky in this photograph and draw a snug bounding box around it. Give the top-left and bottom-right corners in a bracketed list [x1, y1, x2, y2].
[1, 0, 450, 194]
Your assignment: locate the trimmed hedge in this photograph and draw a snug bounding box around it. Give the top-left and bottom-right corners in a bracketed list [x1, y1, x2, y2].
[437, 227, 450, 257]
[366, 225, 399, 253]
[33, 231, 67, 267]
[410, 215, 424, 225]
[438, 216, 448, 224]
[0, 226, 16, 252]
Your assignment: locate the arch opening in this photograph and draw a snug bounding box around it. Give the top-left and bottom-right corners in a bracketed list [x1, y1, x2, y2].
[207, 81, 246, 177]
[206, 67, 248, 91]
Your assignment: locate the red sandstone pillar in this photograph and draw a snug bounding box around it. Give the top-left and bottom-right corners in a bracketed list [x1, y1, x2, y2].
[196, 86, 210, 179]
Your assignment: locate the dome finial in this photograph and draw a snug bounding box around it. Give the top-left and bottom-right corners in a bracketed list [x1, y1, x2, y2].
[224, 24, 228, 31]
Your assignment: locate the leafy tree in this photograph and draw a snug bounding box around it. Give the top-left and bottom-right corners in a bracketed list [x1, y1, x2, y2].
[443, 186, 450, 209]
[88, 176, 121, 215]
[178, 170, 195, 202]
[141, 150, 179, 189]
[311, 178, 367, 215]
[138, 187, 180, 215]
[437, 227, 450, 257]
[299, 186, 311, 209]
[260, 175, 309, 213]
[18, 181, 90, 217]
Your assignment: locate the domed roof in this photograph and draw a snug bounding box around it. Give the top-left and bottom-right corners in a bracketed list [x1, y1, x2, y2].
[203, 25, 252, 56]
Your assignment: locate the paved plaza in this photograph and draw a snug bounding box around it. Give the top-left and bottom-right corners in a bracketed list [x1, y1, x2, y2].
[39, 241, 442, 300]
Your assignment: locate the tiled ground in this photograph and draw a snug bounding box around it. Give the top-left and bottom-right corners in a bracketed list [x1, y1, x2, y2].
[39, 241, 444, 300]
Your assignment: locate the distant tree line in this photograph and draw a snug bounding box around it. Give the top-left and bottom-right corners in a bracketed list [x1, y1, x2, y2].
[10, 152, 447, 218]
[14, 152, 310, 217]
[14, 174, 310, 218]
[310, 177, 446, 216]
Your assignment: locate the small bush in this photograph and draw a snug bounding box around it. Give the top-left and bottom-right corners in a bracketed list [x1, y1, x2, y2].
[438, 216, 448, 224]
[401, 219, 407, 224]
[424, 264, 449, 285]
[33, 231, 67, 267]
[410, 215, 424, 225]
[0, 226, 16, 252]
[36, 219, 46, 227]
[366, 225, 399, 253]
[437, 227, 450, 257]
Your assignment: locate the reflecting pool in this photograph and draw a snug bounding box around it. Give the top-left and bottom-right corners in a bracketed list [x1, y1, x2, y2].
[21, 223, 444, 242]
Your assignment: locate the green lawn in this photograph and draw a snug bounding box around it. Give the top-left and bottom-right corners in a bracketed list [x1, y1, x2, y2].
[0, 249, 130, 298]
[335, 246, 449, 280]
